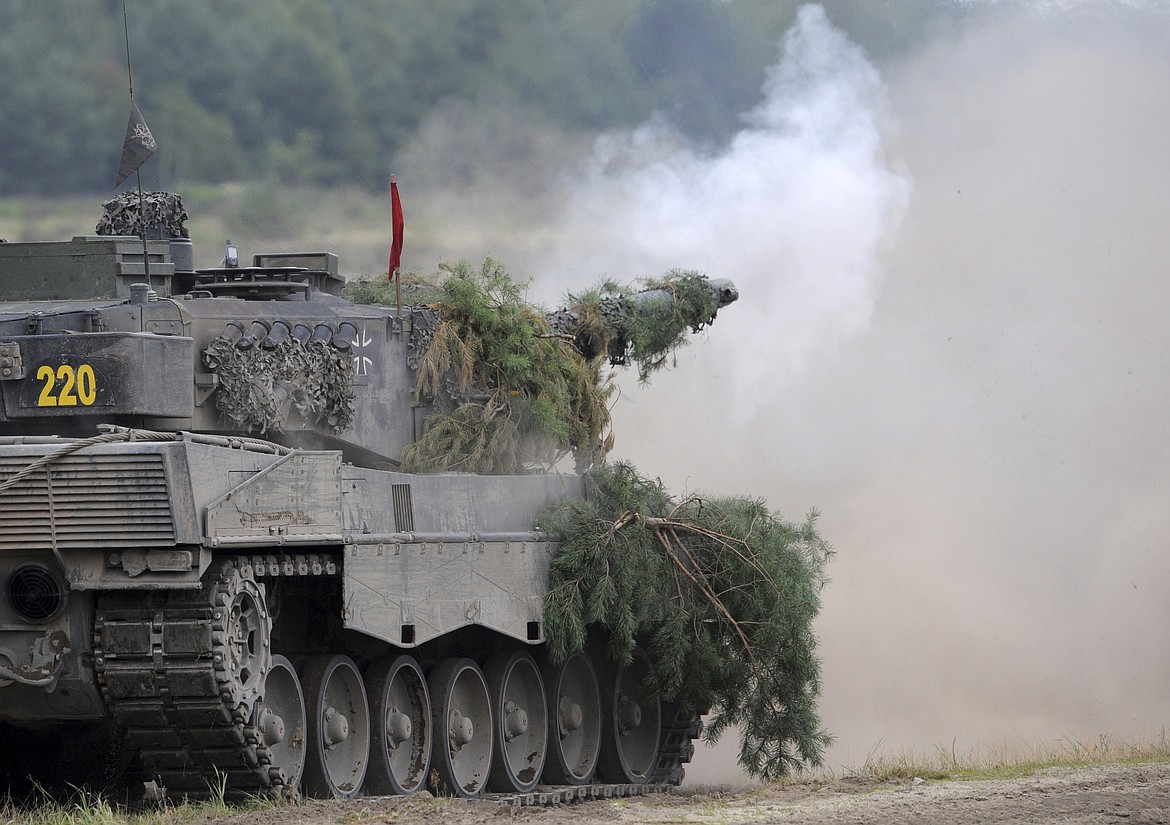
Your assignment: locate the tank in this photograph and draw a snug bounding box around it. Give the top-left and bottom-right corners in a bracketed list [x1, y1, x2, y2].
[0, 196, 737, 801]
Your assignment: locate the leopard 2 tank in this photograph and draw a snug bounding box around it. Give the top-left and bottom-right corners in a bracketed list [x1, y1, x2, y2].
[0, 194, 737, 801]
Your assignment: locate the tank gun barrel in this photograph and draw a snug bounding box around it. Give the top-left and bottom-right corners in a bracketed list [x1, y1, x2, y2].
[545, 273, 738, 367]
[629, 277, 738, 312]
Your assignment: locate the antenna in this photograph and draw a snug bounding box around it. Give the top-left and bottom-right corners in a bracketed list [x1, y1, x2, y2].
[121, 0, 135, 101]
[121, 0, 152, 291]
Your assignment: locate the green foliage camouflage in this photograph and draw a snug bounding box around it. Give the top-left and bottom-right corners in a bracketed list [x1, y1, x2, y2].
[550, 270, 721, 383]
[346, 260, 727, 473]
[389, 260, 613, 473]
[340, 271, 444, 309]
[537, 462, 834, 780]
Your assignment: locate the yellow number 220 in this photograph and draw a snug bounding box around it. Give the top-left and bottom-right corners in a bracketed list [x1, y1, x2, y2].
[36, 364, 97, 407]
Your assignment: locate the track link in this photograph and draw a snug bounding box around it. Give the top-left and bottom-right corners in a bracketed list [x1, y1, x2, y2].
[491, 694, 703, 806]
[652, 703, 704, 785]
[489, 781, 676, 807]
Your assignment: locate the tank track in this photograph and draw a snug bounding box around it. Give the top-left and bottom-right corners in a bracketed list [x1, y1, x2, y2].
[93, 557, 312, 798]
[488, 781, 676, 807]
[490, 705, 704, 807]
[93, 554, 703, 801]
[651, 703, 703, 786]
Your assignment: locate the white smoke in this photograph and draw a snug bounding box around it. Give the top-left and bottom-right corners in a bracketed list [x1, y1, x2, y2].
[801, 2, 1170, 771]
[539, 5, 909, 408]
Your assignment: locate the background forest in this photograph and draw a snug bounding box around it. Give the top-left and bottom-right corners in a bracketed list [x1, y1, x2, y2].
[0, 0, 944, 195]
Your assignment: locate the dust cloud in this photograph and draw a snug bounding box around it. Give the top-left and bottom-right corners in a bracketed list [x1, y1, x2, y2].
[399, 2, 1170, 782]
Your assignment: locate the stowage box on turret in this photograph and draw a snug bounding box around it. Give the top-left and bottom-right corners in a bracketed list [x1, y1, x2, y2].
[0, 196, 737, 801]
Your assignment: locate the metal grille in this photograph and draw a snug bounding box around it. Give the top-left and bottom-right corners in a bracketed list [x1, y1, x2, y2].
[391, 483, 414, 532]
[0, 454, 174, 550]
[8, 564, 64, 621]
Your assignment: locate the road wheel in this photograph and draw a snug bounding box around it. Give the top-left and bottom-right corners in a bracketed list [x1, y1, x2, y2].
[428, 658, 492, 798]
[364, 655, 431, 794]
[301, 655, 370, 798]
[252, 654, 307, 795]
[596, 647, 660, 783]
[541, 651, 601, 785]
[485, 651, 547, 793]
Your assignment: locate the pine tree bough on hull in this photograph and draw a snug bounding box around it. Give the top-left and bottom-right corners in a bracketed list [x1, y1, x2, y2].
[634, 510, 762, 673]
[539, 463, 834, 782]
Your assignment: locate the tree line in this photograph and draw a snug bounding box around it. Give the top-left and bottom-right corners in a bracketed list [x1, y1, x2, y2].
[0, 0, 943, 195]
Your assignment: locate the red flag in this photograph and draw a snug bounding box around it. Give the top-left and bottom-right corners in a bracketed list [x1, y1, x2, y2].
[388, 175, 404, 280]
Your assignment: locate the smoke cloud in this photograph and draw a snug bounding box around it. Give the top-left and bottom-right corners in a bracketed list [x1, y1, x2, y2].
[399, 1, 1170, 781]
[804, 1, 1170, 771]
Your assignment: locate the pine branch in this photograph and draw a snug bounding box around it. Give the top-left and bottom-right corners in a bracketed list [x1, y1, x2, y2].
[652, 524, 759, 673]
[540, 461, 834, 781]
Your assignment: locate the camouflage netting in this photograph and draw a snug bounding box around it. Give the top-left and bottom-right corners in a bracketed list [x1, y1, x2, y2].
[345, 261, 727, 473]
[539, 462, 834, 781]
[203, 334, 355, 434]
[95, 191, 189, 239]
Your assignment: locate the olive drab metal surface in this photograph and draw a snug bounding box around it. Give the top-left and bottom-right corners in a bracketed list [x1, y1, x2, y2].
[0, 195, 733, 801]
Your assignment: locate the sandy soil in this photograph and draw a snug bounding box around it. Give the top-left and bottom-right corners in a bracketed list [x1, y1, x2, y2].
[186, 761, 1170, 825]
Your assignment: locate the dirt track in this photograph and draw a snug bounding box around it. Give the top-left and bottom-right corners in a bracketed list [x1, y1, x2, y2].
[189, 761, 1170, 825]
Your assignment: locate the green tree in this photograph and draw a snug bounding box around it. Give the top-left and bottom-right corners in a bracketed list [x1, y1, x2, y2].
[0, 1, 122, 192]
[625, 0, 760, 144]
[0, 0, 958, 194]
[145, 84, 243, 184]
[252, 1, 378, 185]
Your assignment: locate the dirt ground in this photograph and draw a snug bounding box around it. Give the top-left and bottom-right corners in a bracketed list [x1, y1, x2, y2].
[188, 761, 1170, 825]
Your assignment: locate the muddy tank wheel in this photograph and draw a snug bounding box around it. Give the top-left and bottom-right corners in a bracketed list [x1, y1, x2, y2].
[363, 655, 431, 795]
[485, 651, 547, 793]
[596, 647, 661, 783]
[427, 658, 492, 798]
[300, 655, 371, 799]
[252, 655, 307, 795]
[541, 651, 601, 785]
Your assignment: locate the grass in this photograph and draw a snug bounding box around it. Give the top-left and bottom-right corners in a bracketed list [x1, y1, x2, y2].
[376, 795, 461, 824]
[0, 780, 286, 825]
[0, 774, 473, 825]
[846, 730, 1170, 784]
